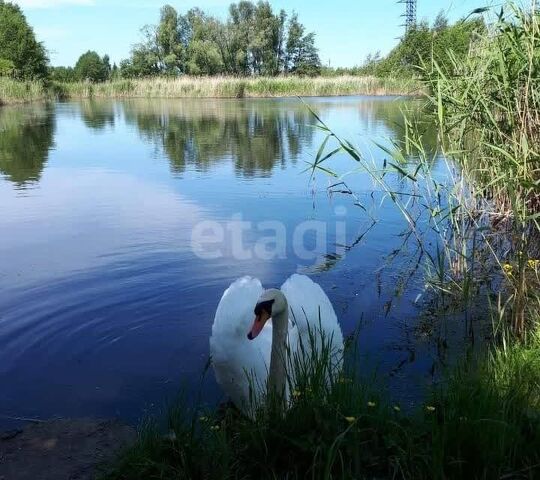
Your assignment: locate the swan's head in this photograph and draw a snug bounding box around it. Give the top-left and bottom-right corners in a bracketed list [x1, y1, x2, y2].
[247, 289, 287, 340]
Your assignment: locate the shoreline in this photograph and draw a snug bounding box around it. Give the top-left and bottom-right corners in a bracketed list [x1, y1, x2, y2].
[0, 75, 422, 106]
[0, 418, 136, 480]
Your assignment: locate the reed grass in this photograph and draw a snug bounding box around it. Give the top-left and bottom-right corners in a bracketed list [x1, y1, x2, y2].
[0, 75, 421, 105]
[54, 75, 420, 99]
[0, 77, 49, 105]
[308, 3, 540, 338]
[421, 4, 540, 335]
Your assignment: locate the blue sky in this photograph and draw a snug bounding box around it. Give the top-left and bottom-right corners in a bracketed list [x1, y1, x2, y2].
[14, 0, 487, 67]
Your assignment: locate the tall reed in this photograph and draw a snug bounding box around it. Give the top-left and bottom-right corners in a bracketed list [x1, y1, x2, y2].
[0, 78, 49, 105]
[308, 2, 540, 338]
[54, 75, 420, 100]
[421, 3, 540, 334]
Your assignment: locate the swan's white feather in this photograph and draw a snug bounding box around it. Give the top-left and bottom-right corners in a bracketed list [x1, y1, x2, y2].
[210, 274, 343, 413]
[281, 274, 344, 359]
[210, 276, 269, 410]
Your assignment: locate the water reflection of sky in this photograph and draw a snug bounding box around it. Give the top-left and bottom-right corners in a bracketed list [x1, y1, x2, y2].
[0, 97, 441, 429]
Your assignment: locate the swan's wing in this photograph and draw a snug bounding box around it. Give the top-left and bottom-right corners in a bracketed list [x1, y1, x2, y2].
[281, 274, 344, 363]
[210, 276, 271, 413]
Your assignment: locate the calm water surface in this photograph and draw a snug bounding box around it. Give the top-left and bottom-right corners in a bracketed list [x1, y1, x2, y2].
[0, 97, 441, 428]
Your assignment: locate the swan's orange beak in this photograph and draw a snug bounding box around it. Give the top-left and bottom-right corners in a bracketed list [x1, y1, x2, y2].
[247, 311, 270, 340]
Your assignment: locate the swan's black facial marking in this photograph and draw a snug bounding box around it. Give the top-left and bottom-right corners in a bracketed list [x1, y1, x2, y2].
[254, 299, 274, 319]
[247, 299, 275, 340]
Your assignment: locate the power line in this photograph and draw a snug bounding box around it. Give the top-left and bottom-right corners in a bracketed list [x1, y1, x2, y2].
[398, 0, 417, 32]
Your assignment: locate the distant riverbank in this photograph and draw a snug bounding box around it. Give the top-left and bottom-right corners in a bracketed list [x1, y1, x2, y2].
[0, 75, 421, 105]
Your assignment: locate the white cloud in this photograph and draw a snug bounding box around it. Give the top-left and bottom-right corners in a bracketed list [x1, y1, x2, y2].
[13, 0, 94, 8]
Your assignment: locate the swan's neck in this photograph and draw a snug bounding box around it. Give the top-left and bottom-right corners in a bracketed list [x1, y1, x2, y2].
[268, 307, 288, 400]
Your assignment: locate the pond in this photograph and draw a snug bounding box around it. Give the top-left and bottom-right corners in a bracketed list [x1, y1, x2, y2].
[0, 96, 443, 429]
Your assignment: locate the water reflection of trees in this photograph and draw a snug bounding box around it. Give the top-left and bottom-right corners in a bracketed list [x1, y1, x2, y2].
[122, 99, 316, 177]
[0, 98, 439, 188]
[0, 105, 55, 186]
[353, 97, 438, 155]
[79, 100, 115, 131]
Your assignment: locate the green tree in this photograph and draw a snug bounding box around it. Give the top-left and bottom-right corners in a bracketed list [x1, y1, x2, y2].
[433, 10, 449, 32]
[250, 2, 282, 75]
[0, 0, 48, 80]
[285, 13, 321, 76]
[360, 14, 484, 77]
[74, 50, 109, 82]
[102, 54, 112, 78]
[0, 58, 15, 77]
[187, 39, 223, 75]
[228, 1, 255, 74]
[121, 25, 163, 78]
[111, 63, 120, 79]
[185, 10, 225, 75]
[120, 1, 319, 78]
[156, 5, 185, 74]
[49, 66, 76, 82]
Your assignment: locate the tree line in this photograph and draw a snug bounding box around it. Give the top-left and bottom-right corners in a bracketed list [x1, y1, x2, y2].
[0, 0, 321, 82]
[0, 0, 484, 84]
[119, 3, 321, 77]
[322, 12, 485, 77]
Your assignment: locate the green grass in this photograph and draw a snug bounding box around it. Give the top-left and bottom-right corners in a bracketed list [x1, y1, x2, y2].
[426, 330, 540, 479]
[53, 75, 420, 99]
[0, 77, 50, 105]
[100, 330, 540, 480]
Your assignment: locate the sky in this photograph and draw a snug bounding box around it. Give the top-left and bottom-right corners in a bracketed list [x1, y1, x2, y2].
[13, 0, 488, 68]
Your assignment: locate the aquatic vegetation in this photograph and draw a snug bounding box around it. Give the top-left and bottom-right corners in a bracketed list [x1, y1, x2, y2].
[0, 78, 49, 105]
[308, 2, 540, 339]
[53, 75, 420, 99]
[420, 3, 540, 336]
[0, 75, 420, 104]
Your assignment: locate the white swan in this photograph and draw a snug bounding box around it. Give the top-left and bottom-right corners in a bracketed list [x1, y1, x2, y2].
[210, 274, 344, 413]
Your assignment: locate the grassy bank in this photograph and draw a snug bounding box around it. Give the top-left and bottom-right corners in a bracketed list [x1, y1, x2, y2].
[0, 78, 51, 105]
[56, 76, 420, 99]
[0, 75, 420, 105]
[101, 330, 540, 480]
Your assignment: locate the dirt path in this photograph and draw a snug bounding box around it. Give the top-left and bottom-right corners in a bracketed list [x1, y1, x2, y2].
[0, 419, 136, 480]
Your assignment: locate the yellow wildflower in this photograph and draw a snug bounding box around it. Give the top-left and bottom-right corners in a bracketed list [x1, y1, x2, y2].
[292, 389, 301, 398]
[426, 405, 436, 412]
[367, 401, 376, 408]
[503, 263, 513, 274]
[527, 259, 540, 269]
[345, 416, 356, 423]
[393, 405, 401, 412]
[210, 425, 220, 431]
